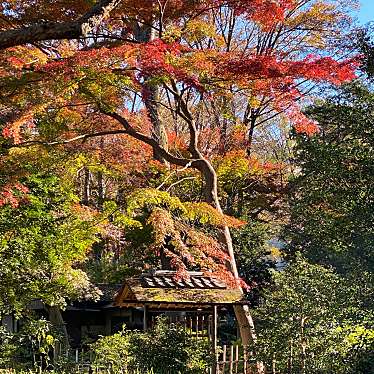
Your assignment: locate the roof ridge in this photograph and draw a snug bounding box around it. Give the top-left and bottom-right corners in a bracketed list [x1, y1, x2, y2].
[148, 270, 204, 276]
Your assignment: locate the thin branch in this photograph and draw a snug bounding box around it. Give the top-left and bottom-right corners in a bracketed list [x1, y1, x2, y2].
[156, 162, 193, 190]
[13, 129, 127, 148]
[166, 177, 197, 192]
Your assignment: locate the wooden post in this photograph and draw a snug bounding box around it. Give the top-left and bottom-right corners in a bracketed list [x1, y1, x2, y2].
[235, 345, 239, 374]
[213, 306, 218, 352]
[222, 345, 227, 373]
[212, 306, 218, 374]
[208, 315, 212, 341]
[53, 341, 59, 363]
[243, 345, 248, 374]
[229, 345, 234, 374]
[143, 304, 148, 331]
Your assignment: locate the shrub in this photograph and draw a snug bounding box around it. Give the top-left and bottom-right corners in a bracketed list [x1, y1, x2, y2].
[90, 317, 214, 374]
[90, 327, 134, 373]
[0, 318, 56, 371]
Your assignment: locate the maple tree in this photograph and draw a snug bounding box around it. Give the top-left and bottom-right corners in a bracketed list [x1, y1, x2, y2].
[0, 1, 360, 369]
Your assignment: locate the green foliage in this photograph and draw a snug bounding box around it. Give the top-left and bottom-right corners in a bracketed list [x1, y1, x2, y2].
[286, 82, 374, 274]
[0, 326, 23, 369]
[125, 189, 186, 218]
[90, 318, 213, 374]
[215, 151, 284, 220]
[0, 173, 100, 315]
[131, 317, 212, 374]
[274, 81, 374, 374]
[338, 325, 374, 373]
[232, 221, 275, 304]
[0, 317, 58, 371]
[103, 200, 142, 229]
[255, 256, 370, 374]
[356, 25, 374, 79]
[125, 188, 242, 227]
[84, 247, 136, 284]
[22, 318, 55, 356]
[91, 327, 134, 373]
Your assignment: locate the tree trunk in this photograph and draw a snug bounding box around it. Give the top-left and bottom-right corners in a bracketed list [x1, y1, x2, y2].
[134, 21, 169, 165]
[246, 116, 256, 157]
[47, 306, 69, 349]
[97, 171, 104, 210]
[82, 167, 90, 205]
[300, 317, 307, 374]
[198, 157, 264, 374]
[144, 84, 169, 163]
[288, 338, 293, 374]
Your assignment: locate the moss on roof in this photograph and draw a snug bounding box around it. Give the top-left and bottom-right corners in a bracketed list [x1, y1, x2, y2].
[115, 276, 244, 305]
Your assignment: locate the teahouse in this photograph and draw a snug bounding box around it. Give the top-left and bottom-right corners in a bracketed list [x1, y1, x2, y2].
[115, 270, 246, 350]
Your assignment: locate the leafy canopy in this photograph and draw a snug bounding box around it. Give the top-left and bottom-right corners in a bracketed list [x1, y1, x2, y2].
[0, 173, 100, 316]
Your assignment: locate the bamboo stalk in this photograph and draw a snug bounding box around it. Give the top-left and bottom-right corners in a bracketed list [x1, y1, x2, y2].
[229, 345, 234, 374]
[272, 352, 276, 374]
[235, 345, 239, 374]
[222, 345, 227, 373]
[196, 315, 199, 338]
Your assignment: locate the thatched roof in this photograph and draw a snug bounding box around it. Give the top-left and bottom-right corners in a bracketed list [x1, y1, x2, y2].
[115, 271, 244, 308]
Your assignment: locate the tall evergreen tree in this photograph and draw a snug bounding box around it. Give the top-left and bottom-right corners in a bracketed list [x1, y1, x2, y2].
[285, 82, 374, 275]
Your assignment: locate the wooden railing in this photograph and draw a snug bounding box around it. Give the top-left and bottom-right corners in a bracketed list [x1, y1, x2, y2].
[213, 344, 255, 374]
[51, 343, 255, 373]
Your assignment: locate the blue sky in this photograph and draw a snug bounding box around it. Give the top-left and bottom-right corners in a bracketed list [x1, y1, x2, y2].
[358, 0, 374, 24]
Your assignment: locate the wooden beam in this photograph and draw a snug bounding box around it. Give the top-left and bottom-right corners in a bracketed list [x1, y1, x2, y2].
[143, 304, 148, 331]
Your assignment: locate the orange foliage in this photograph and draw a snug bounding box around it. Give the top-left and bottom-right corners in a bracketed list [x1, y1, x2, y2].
[0, 183, 29, 208]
